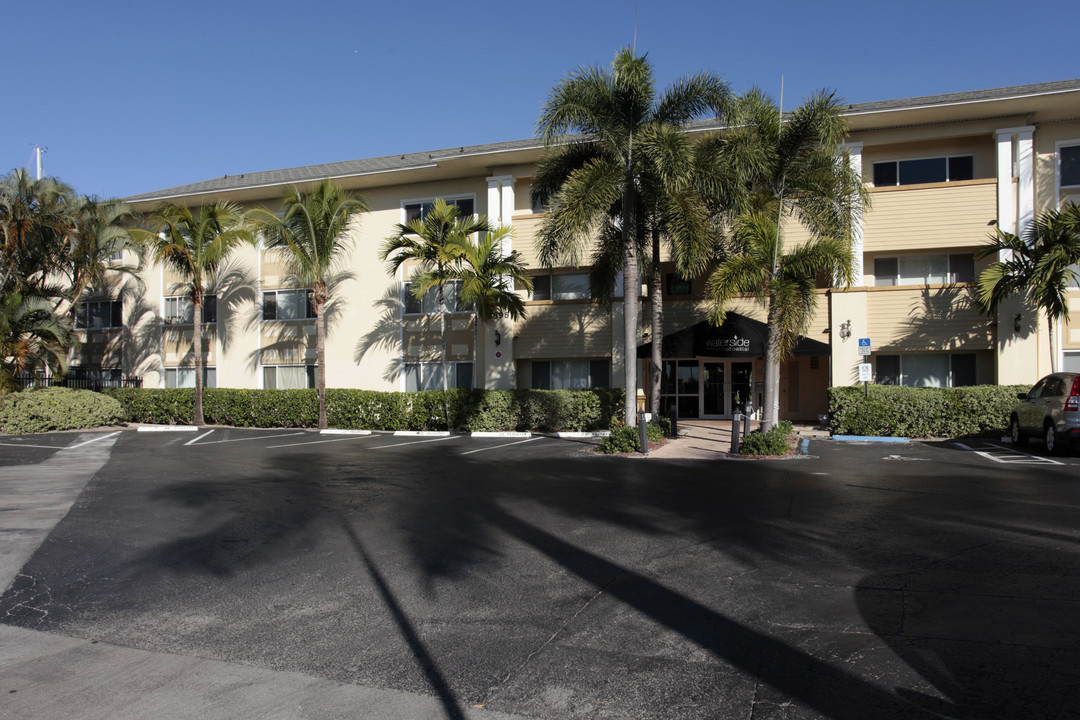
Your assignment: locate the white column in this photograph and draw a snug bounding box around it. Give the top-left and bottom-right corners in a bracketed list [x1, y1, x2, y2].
[485, 174, 517, 390]
[486, 178, 502, 224]
[842, 142, 864, 287]
[1016, 128, 1035, 237]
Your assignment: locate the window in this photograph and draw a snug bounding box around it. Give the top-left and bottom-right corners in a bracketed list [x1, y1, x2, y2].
[164, 295, 216, 324]
[403, 280, 468, 314]
[403, 362, 473, 391]
[666, 273, 692, 296]
[1064, 352, 1080, 373]
[1060, 144, 1080, 188]
[873, 254, 974, 286]
[75, 300, 122, 329]
[875, 353, 975, 387]
[263, 289, 314, 320]
[872, 155, 974, 186]
[404, 197, 475, 223]
[263, 364, 315, 389]
[68, 367, 123, 384]
[531, 273, 590, 301]
[530, 359, 609, 390]
[165, 366, 216, 388]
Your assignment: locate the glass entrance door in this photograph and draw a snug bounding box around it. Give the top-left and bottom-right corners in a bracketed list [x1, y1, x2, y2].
[730, 361, 753, 417]
[703, 362, 725, 416]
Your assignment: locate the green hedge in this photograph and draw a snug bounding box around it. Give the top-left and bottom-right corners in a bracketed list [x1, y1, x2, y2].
[740, 420, 794, 456]
[828, 384, 1028, 438]
[598, 418, 669, 454]
[0, 387, 124, 434]
[103, 387, 622, 432]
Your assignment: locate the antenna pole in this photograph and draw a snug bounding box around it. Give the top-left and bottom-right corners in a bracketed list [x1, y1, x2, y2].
[34, 146, 45, 180]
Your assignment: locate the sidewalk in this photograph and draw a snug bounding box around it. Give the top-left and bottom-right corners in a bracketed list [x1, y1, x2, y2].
[647, 419, 829, 459]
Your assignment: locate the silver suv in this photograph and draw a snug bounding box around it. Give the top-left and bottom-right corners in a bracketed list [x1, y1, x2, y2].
[1010, 372, 1080, 454]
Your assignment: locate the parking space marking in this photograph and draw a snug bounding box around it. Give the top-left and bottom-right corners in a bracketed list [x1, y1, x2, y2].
[186, 430, 307, 446]
[952, 441, 1064, 466]
[460, 437, 544, 456]
[266, 434, 376, 449]
[366, 436, 458, 450]
[65, 431, 122, 449]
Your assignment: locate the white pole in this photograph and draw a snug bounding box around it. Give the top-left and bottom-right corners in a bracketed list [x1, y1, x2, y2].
[35, 146, 44, 180]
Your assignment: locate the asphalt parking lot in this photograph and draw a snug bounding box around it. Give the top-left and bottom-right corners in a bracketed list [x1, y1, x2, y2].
[1, 429, 1079, 719]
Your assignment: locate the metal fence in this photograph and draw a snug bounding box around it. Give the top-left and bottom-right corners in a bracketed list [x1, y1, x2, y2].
[14, 375, 143, 391]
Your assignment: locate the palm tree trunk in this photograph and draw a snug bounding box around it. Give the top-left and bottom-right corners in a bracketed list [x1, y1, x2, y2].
[192, 291, 204, 426]
[649, 228, 663, 416]
[763, 304, 780, 433]
[1049, 313, 1057, 373]
[622, 171, 639, 427]
[439, 287, 449, 393]
[316, 299, 327, 429]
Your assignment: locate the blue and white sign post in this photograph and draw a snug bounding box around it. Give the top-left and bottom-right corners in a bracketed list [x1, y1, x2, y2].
[858, 338, 871, 397]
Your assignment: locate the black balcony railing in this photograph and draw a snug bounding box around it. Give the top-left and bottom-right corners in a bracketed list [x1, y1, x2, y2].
[14, 374, 142, 391]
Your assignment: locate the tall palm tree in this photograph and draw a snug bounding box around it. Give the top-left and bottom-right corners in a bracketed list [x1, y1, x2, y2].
[451, 226, 532, 386]
[533, 47, 729, 426]
[977, 203, 1080, 372]
[65, 196, 142, 325]
[135, 202, 256, 425]
[258, 180, 368, 429]
[0, 169, 76, 294]
[702, 90, 867, 431]
[380, 199, 489, 393]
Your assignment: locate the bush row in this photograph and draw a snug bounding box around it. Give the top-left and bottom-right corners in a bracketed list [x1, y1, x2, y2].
[828, 384, 1028, 438]
[0, 387, 125, 434]
[102, 387, 625, 432]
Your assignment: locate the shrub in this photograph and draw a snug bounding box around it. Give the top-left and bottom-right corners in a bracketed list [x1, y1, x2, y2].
[739, 419, 794, 456]
[597, 419, 667, 454]
[828, 385, 1027, 438]
[0, 387, 124, 434]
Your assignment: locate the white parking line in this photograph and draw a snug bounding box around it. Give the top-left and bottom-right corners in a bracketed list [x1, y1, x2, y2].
[185, 430, 214, 446]
[952, 441, 1064, 466]
[366, 436, 457, 450]
[187, 431, 307, 446]
[266, 434, 375, 449]
[65, 431, 122, 449]
[460, 437, 544, 456]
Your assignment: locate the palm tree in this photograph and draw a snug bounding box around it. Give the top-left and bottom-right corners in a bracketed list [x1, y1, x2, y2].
[0, 169, 76, 294]
[258, 180, 368, 429]
[0, 287, 75, 392]
[976, 203, 1080, 372]
[135, 202, 256, 425]
[706, 210, 854, 412]
[451, 226, 532, 385]
[380, 199, 489, 393]
[65, 196, 142, 325]
[533, 47, 729, 426]
[702, 90, 867, 431]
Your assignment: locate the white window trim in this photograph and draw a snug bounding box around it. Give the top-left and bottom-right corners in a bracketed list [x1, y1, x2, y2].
[262, 288, 314, 321]
[261, 363, 316, 390]
[1055, 139, 1080, 193]
[871, 253, 974, 286]
[871, 154, 975, 187]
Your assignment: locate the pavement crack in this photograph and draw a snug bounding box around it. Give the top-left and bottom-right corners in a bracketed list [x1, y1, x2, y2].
[478, 571, 623, 708]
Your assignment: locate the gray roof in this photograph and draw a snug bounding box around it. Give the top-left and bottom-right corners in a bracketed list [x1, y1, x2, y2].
[126, 77, 1080, 204]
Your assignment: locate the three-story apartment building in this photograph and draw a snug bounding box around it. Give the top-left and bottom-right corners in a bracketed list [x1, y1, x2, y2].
[88, 78, 1080, 422]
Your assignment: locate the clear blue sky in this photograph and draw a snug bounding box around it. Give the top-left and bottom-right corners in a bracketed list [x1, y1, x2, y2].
[5, 0, 1075, 200]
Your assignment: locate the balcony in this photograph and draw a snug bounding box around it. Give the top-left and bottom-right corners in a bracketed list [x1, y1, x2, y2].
[863, 178, 997, 252]
[865, 285, 993, 351]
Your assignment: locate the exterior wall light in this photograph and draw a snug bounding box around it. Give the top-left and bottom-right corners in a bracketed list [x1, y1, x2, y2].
[494, 330, 501, 346]
[1014, 314, 1022, 333]
[839, 320, 852, 341]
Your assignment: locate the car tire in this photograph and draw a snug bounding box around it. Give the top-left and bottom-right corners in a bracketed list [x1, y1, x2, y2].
[1045, 423, 1061, 455]
[1011, 416, 1028, 447]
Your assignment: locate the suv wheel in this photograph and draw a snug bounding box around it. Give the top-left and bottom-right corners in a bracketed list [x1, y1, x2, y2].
[1011, 416, 1028, 447]
[1045, 423, 1060, 455]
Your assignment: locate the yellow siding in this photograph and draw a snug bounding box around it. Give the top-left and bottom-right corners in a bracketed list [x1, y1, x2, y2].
[260, 322, 315, 364]
[402, 315, 474, 361]
[514, 302, 611, 358]
[162, 328, 215, 366]
[76, 329, 122, 367]
[261, 251, 287, 289]
[865, 287, 993, 351]
[1066, 292, 1080, 349]
[863, 180, 997, 252]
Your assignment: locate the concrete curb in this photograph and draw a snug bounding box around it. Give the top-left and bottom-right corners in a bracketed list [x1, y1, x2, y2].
[136, 425, 199, 432]
[469, 431, 532, 438]
[552, 431, 611, 438]
[319, 429, 372, 435]
[392, 430, 451, 437]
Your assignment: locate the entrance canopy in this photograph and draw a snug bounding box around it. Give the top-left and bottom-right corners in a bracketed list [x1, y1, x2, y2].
[637, 313, 830, 359]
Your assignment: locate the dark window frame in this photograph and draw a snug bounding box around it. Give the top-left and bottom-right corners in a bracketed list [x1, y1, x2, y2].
[872, 154, 975, 187]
